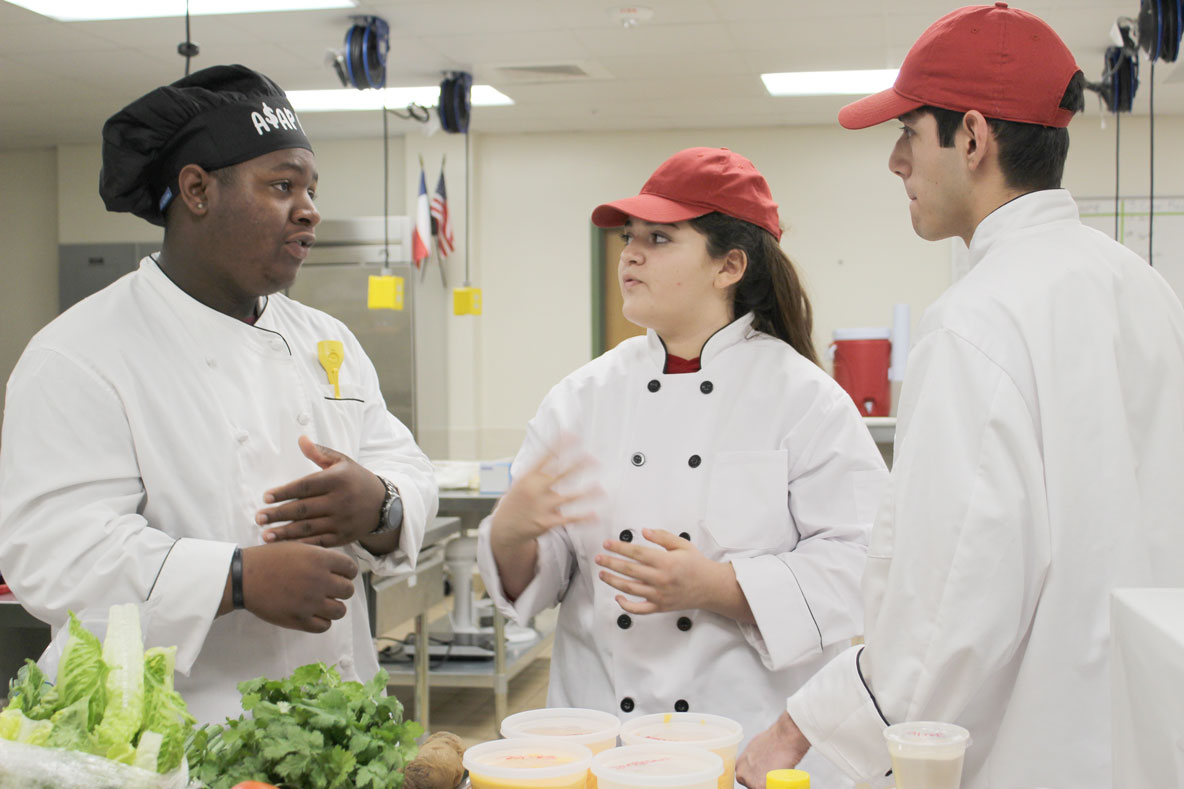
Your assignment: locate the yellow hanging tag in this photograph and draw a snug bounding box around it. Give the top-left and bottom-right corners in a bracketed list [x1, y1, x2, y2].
[453, 286, 482, 315]
[368, 274, 404, 310]
[317, 340, 344, 398]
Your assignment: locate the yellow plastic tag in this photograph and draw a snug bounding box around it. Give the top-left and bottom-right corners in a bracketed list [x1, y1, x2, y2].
[368, 275, 404, 310]
[317, 340, 344, 398]
[453, 286, 482, 315]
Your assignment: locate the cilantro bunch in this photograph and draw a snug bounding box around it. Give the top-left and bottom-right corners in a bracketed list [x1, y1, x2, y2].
[187, 663, 422, 789]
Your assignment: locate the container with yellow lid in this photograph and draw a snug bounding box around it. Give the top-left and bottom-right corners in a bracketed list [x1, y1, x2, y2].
[766, 768, 810, 788]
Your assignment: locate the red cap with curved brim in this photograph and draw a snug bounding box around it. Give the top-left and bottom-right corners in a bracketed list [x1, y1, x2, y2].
[838, 2, 1080, 130]
[592, 147, 782, 240]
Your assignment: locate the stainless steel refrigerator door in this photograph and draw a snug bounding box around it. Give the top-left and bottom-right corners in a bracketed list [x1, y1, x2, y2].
[286, 262, 416, 436]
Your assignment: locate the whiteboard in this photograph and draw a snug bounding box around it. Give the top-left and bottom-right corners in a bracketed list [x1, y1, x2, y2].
[949, 196, 1184, 302]
[1078, 196, 1184, 301]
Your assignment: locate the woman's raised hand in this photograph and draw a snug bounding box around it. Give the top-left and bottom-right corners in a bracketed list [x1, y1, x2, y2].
[490, 449, 600, 544]
[488, 445, 600, 600]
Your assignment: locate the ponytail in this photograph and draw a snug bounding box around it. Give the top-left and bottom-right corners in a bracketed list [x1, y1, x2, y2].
[688, 212, 818, 366]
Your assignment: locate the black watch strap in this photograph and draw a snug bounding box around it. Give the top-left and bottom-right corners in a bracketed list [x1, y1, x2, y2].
[231, 546, 245, 610]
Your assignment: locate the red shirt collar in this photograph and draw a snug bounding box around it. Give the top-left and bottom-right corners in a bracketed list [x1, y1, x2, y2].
[664, 354, 701, 374]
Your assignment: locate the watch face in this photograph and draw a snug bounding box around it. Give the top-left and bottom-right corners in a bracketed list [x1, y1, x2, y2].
[375, 478, 402, 534]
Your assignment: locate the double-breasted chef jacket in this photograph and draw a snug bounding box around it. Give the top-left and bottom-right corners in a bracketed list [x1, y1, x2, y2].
[0, 256, 439, 724]
[477, 313, 889, 779]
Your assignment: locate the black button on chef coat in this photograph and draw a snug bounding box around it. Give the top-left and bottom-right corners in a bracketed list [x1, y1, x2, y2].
[647, 379, 661, 392]
[619, 529, 633, 542]
[631, 452, 645, 466]
[674, 699, 689, 712]
[679, 531, 691, 541]
[617, 614, 632, 630]
[700, 381, 714, 394]
[677, 616, 693, 632]
[620, 697, 635, 713]
[688, 454, 701, 468]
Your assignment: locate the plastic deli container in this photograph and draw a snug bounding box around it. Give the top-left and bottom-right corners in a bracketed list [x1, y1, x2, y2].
[502, 708, 622, 754]
[464, 738, 594, 789]
[502, 708, 623, 789]
[591, 744, 723, 789]
[619, 713, 743, 789]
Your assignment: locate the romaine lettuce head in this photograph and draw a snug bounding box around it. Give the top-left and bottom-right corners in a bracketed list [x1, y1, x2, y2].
[142, 645, 196, 773]
[46, 696, 101, 754]
[0, 708, 54, 746]
[5, 660, 56, 720]
[56, 612, 109, 730]
[93, 604, 145, 755]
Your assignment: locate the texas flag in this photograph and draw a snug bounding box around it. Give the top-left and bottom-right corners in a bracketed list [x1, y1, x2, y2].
[411, 164, 431, 269]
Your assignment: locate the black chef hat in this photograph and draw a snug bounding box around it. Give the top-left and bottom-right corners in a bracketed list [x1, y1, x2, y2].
[99, 64, 313, 226]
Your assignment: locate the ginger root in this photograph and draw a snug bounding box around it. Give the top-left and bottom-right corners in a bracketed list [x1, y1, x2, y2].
[404, 731, 466, 789]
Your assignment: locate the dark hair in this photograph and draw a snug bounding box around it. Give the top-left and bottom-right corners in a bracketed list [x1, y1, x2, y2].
[923, 71, 1086, 191]
[688, 212, 818, 366]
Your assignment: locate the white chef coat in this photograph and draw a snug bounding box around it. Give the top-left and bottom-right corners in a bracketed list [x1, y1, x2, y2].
[477, 313, 888, 784]
[786, 190, 1184, 788]
[0, 256, 438, 724]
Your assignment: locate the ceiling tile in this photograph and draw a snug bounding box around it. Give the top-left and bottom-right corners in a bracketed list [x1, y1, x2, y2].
[574, 22, 738, 57]
[0, 18, 123, 54]
[425, 29, 589, 64]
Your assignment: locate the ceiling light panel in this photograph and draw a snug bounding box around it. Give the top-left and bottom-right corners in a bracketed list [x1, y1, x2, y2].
[7, 0, 355, 22]
[762, 69, 899, 96]
[288, 85, 514, 112]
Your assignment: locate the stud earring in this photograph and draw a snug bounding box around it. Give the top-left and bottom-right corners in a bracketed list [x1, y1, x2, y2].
[196, 202, 206, 209]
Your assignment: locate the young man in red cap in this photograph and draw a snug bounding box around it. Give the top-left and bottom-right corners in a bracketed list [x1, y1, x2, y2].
[737, 4, 1184, 788]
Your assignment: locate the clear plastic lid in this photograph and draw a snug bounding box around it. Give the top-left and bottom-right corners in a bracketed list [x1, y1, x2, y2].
[463, 738, 593, 779]
[883, 721, 971, 756]
[619, 713, 743, 751]
[501, 708, 622, 745]
[591, 744, 723, 786]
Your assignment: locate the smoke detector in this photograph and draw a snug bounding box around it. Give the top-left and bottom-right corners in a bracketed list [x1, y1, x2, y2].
[608, 6, 654, 28]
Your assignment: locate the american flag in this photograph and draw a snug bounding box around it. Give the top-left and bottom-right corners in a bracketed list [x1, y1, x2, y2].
[430, 165, 455, 258]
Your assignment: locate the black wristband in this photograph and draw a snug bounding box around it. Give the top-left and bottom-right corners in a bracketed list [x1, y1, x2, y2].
[231, 546, 245, 610]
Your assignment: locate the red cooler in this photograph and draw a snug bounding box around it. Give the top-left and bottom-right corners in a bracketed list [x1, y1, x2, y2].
[831, 328, 891, 416]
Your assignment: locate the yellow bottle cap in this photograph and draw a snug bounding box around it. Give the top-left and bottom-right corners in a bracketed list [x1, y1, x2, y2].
[766, 769, 810, 789]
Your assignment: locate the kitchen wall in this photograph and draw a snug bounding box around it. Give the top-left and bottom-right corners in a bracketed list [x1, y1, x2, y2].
[0, 149, 58, 421]
[4, 114, 1182, 459]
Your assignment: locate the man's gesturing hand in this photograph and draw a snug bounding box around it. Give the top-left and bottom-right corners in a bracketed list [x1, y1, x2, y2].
[257, 435, 387, 548]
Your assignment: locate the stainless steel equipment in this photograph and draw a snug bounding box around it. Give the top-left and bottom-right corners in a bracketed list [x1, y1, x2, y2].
[287, 216, 449, 454]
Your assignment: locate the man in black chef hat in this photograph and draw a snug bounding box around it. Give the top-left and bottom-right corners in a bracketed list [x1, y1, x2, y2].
[0, 65, 437, 723]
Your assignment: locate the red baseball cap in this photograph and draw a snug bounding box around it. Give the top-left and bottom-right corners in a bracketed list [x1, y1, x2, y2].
[591, 147, 782, 240]
[838, 2, 1080, 130]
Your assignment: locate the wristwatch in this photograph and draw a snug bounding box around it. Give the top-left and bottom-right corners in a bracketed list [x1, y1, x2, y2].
[374, 476, 403, 535]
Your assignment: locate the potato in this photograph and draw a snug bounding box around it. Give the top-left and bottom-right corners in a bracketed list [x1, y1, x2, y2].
[403, 732, 466, 789]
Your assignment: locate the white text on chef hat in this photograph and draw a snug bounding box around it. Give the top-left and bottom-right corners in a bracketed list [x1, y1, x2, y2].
[251, 102, 302, 135]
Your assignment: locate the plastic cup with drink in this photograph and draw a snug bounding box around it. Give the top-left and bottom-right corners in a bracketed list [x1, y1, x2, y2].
[883, 721, 971, 789]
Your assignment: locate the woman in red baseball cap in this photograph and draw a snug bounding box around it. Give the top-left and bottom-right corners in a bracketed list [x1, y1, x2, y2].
[477, 147, 886, 784]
